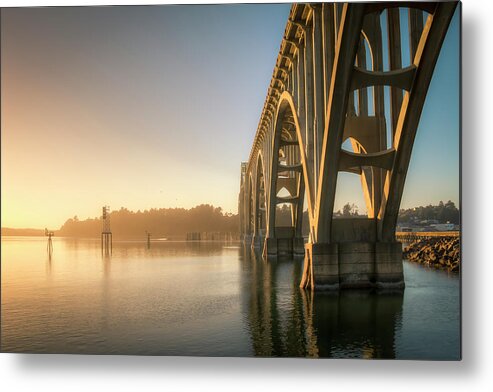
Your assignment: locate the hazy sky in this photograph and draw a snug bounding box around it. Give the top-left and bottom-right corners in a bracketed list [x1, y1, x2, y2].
[1, 4, 459, 229]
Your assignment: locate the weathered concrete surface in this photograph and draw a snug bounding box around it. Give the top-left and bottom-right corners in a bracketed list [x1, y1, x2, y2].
[331, 218, 377, 243]
[374, 242, 405, 288]
[302, 242, 340, 290]
[301, 240, 404, 290]
[263, 234, 305, 258]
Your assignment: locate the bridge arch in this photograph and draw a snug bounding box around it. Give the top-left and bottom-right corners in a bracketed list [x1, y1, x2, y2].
[240, 2, 457, 289]
[251, 150, 267, 249]
[247, 173, 254, 238]
[263, 91, 312, 257]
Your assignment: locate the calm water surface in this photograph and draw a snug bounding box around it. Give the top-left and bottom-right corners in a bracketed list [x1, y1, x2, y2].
[1, 237, 460, 359]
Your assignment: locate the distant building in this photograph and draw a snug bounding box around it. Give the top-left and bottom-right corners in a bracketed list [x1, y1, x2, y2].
[431, 223, 456, 231]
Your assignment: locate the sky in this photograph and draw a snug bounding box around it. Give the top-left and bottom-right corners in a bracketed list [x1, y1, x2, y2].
[1, 4, 460, 229]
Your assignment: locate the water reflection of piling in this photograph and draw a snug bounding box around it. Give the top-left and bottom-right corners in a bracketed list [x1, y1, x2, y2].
[241, 246, 308, 357]
[45, 228, 54, 255]
[101, 206, 112, 255]
[307, 291, 403, 358]
[102, 251, 111, 276]
[146, 231, 151, 249]
[241, 246, 403, 358]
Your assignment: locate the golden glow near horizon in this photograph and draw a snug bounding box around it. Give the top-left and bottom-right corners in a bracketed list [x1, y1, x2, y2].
[0, 5, 289, 229]
[1, 5, 459, 229]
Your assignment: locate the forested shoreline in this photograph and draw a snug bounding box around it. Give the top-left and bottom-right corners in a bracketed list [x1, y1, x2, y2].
[2, 201, 459, 238]
[2, 204, 238, 239]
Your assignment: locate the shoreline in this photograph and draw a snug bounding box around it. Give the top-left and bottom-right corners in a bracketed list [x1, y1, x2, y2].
[403, 236, 460, 272]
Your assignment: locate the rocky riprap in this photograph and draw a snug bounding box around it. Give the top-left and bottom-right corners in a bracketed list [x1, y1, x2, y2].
[403, 237, 460, 272]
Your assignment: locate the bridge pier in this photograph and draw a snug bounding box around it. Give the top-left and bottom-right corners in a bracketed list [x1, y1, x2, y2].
[251, 235, 264, 251]
[374, 242, 406, 288]
[238, 2, 457, 291]
[263, 237, 277, 257]
[300, 241, 404, 290]
[263, 236, 305, 258]
[243, 234, 253, 246]
[293, 237, 305, 256]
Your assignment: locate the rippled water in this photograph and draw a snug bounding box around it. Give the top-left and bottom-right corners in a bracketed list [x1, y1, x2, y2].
[1, 237, 460, 359]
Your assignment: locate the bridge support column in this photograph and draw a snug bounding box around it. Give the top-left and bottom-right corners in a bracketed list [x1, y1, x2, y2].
[374, 242, 405, 289]
[243, 234, 253, 246]
[300, 241, 404, 290]
[251, 235, 264, 251]
[300, 243, 340, 290]
[293, 237, 305, 256]
[263, 237, 278, 258]
[339, 242, 375, 288]
[263, 236, 305, 258]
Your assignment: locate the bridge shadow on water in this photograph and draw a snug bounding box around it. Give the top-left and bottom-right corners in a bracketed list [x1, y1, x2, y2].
[239, 245, 403, 359]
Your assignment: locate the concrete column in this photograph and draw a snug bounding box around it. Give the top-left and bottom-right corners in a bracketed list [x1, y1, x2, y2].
[304, 25, 315, 195]
[243, 178, 253, 245]
[264, 120, 280, 258]
[285, 70, 290, 94]
[239, 191, 244, 240]
[263, 237, 278, 257]
[243, 199, 247, 241]
[374, 242, 405, 288]
[387, 8, 403, 139]
[334, 2, 343, 36]
[301, 240, 404, 290]
[357, 40, 368, 116]
[297, 39, 306, 147]
[408, 9, 424, 62]
[252, 162, 264, 250]
[249, 178, 255, 241]
[363, 13, 385, 217]
[322, 3, 335, 113]
[294, 174, 305, 256]
[252, 168, 258, 238]
[292, 54, 299, 108]
[338, 242, 375, 288]
[312, 6, 324, 198]
[301, 242, 340, 290]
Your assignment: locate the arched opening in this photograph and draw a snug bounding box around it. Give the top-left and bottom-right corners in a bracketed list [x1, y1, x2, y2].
[247, 174, 254, 237]
[264, 93, 308, 257]
[253, 152, 267, 249]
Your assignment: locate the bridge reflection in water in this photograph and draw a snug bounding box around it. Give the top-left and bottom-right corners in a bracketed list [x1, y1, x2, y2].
[240, 245, 403, 358]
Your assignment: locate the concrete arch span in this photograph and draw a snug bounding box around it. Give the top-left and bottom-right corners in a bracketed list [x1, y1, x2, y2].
[239, 2, 458, 290]
[263, 91, 311, 258]
[251, 150, 267, 250]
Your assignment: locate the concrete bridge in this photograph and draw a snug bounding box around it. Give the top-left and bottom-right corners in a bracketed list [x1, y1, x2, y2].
[238, 2, 458, 290]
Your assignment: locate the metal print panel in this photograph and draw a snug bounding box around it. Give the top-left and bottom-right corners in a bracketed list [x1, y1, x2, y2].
[1, 1, 461, 359]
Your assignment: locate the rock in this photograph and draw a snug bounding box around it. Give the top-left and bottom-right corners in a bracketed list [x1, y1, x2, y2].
[403, 236, 460, 272]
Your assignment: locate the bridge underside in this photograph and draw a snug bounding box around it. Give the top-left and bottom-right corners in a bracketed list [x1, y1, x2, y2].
[239, 2, 458, 290]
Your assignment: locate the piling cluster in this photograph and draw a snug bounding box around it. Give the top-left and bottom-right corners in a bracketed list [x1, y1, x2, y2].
[403, 237, 460, 272]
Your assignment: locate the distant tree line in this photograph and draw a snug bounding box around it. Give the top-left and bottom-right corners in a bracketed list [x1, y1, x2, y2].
[58, 204, 239, 238]
[276, 202, 362, 226]
[397, 200, 459, 225]
[1, 201, 459, 237]
[275, 202, 362, 237]
[336, 203, 361, 217]
[274, 200, 459, 236]
[1, 227, 45, 236]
